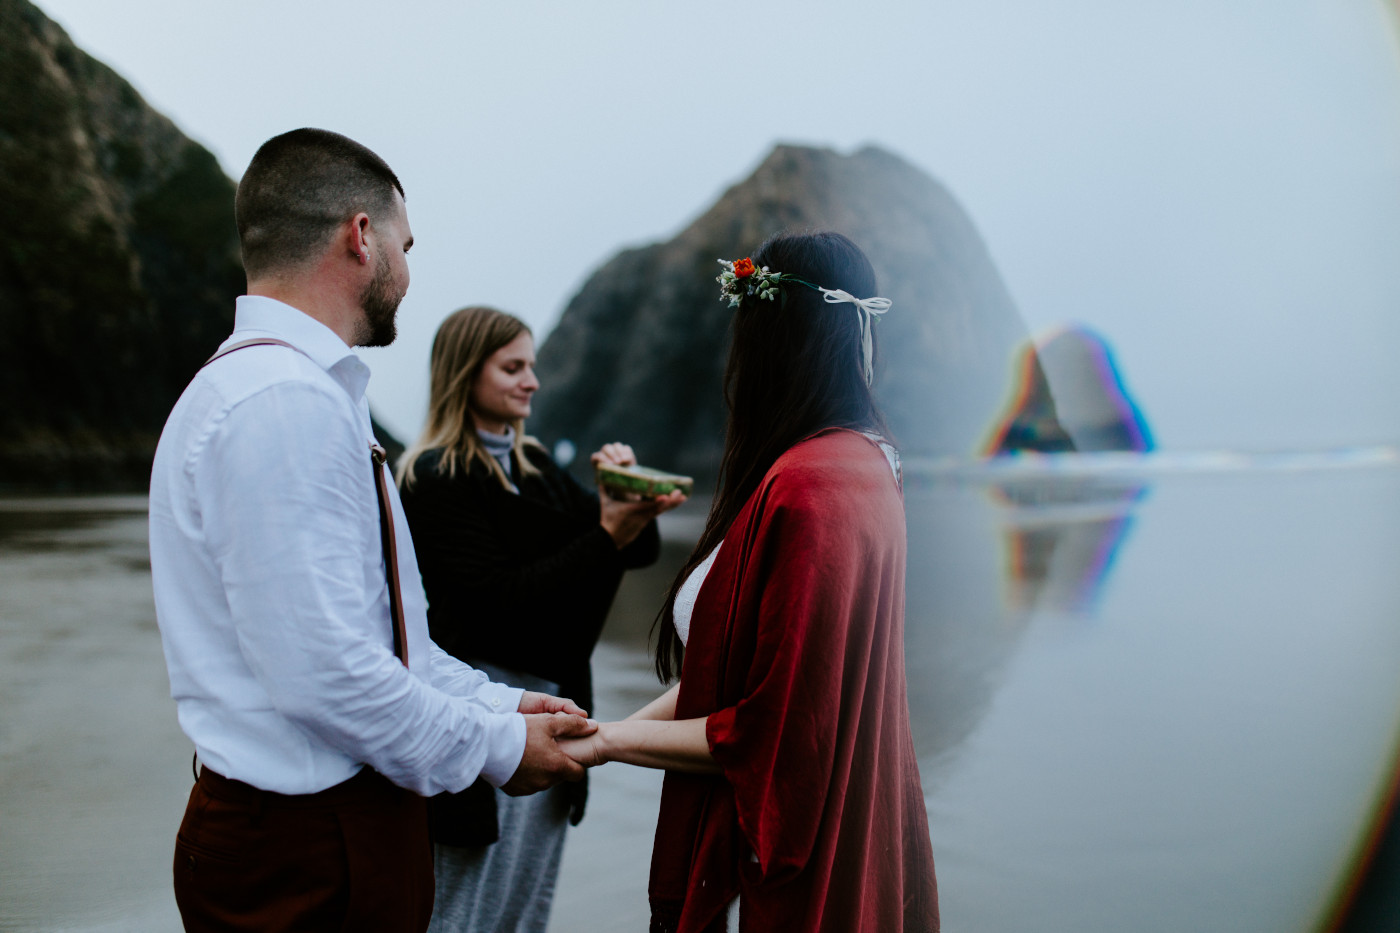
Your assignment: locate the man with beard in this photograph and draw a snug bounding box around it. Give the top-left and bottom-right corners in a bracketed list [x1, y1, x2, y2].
[147, 129, 595, 933]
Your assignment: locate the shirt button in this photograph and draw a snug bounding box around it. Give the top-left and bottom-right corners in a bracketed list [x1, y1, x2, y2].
[491, 698, 501, 708]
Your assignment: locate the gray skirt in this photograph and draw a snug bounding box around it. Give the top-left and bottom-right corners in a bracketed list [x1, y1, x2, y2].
[428, 661, 572, 933]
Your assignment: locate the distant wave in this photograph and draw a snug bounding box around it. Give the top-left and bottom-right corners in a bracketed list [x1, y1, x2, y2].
[905, 445, 1400, 480]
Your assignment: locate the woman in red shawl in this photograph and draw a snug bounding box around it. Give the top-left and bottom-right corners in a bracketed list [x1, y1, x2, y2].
[560, 232, 939, 932]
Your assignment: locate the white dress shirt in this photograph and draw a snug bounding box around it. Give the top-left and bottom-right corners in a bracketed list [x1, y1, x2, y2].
[149, 295, 526, 796]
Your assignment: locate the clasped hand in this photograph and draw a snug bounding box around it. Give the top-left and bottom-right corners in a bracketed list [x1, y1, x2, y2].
[500, 691, 597, 796]
[556, 728, 608, 769]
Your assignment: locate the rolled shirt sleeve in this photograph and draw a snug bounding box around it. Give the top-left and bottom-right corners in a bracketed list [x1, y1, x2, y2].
[429, 641, 526, 786]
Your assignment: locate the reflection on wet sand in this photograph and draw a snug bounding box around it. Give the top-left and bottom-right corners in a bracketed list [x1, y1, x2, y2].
[901, 473, 1150, 781]
[991, 477, 1147, 615]
[982, 324, 1153, 615]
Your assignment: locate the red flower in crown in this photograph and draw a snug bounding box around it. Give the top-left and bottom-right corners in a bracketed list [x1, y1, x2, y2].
[732, 257, 756, 278]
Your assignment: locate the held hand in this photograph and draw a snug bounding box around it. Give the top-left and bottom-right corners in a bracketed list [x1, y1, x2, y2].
[501, 712, 598, 797]
[518, 691, 588, 717]
[557, 726, 609, 769]
[559, 718, 718, 773]
[598, 489, 687, 548]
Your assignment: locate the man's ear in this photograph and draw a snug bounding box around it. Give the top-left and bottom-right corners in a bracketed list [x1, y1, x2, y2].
[347, 212, 372, 265]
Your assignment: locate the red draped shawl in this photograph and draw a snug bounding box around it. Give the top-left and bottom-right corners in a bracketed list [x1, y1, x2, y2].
[649, 429, 939, 933]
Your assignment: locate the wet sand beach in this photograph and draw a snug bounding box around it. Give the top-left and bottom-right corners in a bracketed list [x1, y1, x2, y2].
[0, 500, 189, 932]
[6, 459, 1400, 931]
[0, 498, 700, 933]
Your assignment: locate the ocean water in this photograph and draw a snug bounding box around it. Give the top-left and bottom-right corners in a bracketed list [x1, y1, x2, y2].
[3, 456, 1398, 931]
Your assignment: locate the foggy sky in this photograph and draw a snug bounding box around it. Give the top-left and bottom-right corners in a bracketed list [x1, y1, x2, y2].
[34, 0, 1400, 453]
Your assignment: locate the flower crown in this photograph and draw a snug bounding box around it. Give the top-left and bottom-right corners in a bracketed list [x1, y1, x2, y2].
[716, 256, 893, 386]
[716, 257, 805, 308]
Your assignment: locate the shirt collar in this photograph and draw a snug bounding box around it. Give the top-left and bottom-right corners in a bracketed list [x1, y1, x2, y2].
[231, 295, 371, 402]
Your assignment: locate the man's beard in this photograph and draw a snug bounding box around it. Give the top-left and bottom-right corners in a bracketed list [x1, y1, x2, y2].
[356, 251, 401, 348]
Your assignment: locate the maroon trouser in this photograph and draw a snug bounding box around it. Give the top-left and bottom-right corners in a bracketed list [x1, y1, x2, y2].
[173, 767, 433, 932]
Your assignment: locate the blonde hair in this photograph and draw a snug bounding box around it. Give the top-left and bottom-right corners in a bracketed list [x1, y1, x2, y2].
[398, 306, 543, 490]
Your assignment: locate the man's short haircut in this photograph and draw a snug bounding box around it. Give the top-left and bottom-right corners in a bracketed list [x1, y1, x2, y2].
[235, 128, 404, 278]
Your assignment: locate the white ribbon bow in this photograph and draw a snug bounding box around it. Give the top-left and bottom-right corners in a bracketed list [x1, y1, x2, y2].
[819, 288, 893, 386]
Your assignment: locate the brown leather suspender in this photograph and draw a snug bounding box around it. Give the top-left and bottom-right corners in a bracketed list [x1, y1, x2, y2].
[203, 337, 300, 363]
[202, 338, 410, 667]
[369, 443, 409, 666]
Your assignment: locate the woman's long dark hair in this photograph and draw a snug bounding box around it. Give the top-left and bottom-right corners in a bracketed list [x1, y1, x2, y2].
[652, 231, 891, 681]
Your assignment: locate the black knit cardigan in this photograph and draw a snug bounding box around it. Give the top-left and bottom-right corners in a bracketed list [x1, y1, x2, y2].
[399, 443, 660, 844]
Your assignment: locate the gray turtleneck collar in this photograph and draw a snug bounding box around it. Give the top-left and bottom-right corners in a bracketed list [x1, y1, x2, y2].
[477, 425, 516, 486]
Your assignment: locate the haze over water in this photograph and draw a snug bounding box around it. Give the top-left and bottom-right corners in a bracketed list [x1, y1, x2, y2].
[31, 0, 1400, 453]
[5, 452, 1399, 931]
[4, 0, 1400, 928]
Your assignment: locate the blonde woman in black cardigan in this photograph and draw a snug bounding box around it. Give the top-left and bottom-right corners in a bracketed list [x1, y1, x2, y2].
[398, 305, 685, 933]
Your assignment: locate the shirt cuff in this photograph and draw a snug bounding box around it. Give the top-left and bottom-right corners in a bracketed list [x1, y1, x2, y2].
[473, 681, 525, 716]
[477, 711, 527, 788]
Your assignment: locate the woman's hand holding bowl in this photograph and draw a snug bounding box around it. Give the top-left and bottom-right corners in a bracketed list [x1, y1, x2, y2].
[590, 441, 688, 547]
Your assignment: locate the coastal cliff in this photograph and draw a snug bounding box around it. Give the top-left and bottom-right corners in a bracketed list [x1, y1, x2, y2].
[529, 144, 1032, 480]
[0, 0, 243, 490]
[987, 325, 1153, 455]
